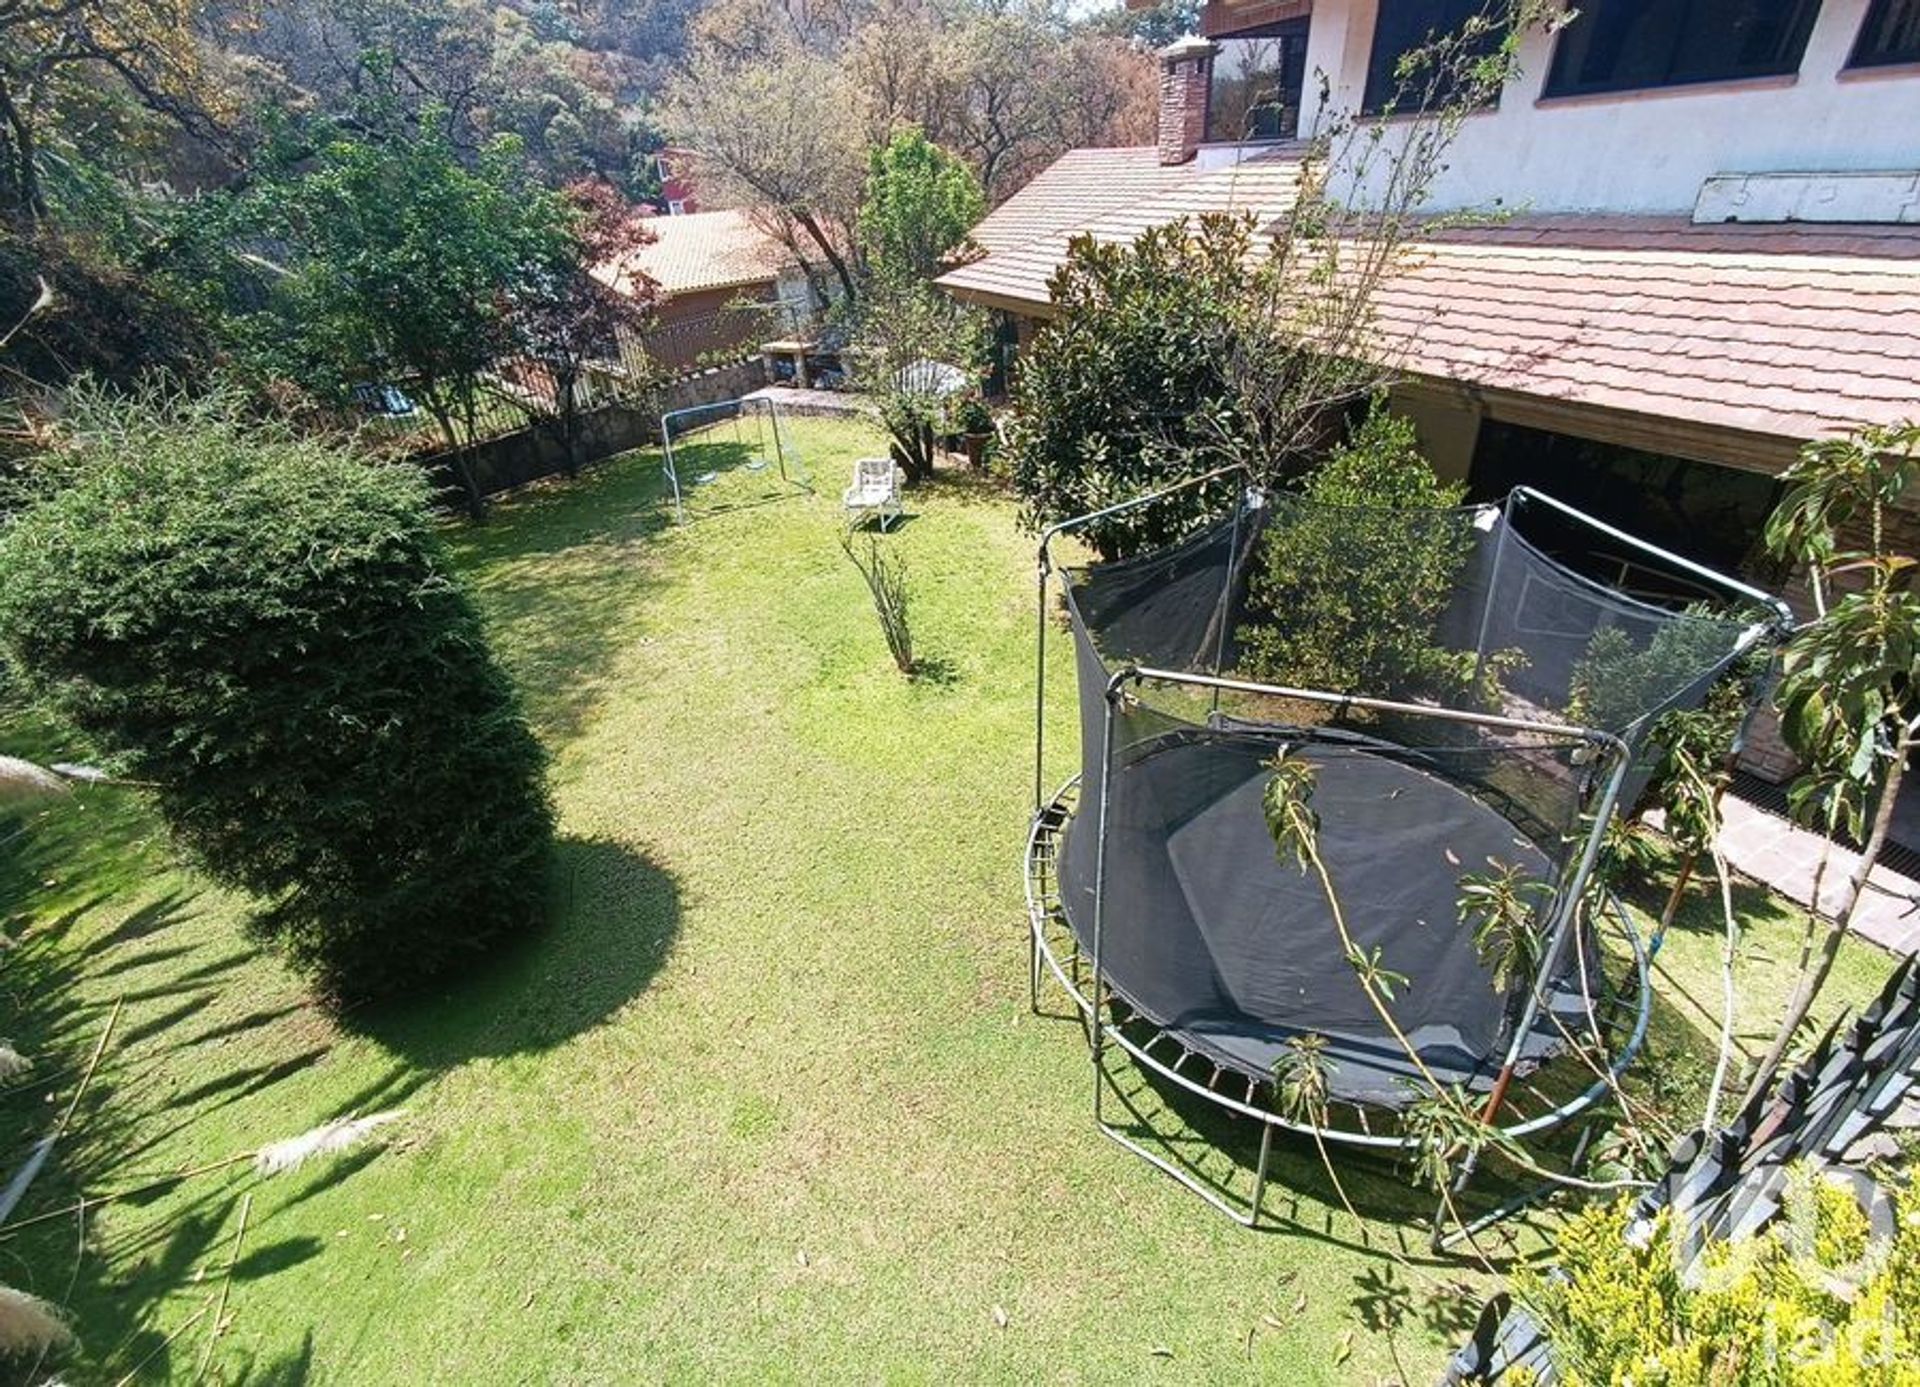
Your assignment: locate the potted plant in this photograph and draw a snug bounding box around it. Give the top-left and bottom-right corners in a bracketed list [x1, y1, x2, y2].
[951, 392, 994, 470]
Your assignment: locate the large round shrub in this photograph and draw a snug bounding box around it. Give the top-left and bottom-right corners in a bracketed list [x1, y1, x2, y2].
[0, 398, 553, 1002]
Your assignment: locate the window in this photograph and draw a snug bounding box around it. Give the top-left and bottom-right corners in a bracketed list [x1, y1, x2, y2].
[1468, 421, 1782, 597]
[1210, 24, 1310, 142]
[1543, 0, 1821, 98]
[1362, 0, 1511, 115]
[1852, 0, 1920, 67]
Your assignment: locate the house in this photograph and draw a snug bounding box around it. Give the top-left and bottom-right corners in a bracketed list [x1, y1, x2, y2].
[598, 208, 815, 372]
[938, 0, 1920, 783]
[656, 147, 700, 216]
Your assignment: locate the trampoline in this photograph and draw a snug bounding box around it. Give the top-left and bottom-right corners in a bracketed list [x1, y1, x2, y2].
[1027, 469, 1793, 1228]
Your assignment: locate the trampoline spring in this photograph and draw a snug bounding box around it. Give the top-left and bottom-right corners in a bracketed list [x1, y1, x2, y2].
[1208, 1063, 1224, 1091]
[1245, 1078, 1259, 1106]
[1172, 1049, 1191, 1076]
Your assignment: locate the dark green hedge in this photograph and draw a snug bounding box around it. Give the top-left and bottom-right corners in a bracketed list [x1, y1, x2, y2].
[0, 400, 553, 1002]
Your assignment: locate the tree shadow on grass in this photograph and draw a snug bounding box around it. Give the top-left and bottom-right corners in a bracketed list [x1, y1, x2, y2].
[341, 834, 682, 1068]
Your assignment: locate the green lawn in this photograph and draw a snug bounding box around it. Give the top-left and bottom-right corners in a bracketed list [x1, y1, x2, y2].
[0, 415, 1897, 1383]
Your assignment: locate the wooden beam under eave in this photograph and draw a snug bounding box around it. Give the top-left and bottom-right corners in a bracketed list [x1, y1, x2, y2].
[1399, 375, 1810, 478]
[1202, 0, 1313, 38]
[937, 282, 1059, 322]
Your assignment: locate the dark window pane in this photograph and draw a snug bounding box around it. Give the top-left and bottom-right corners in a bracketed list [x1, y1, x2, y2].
[1210, 23, 1310, 141]
[1544, 0, 1821, 97]
[1466, 421, 1784, 600]
[1362, 0, 1511, 115]
[1853, 0, 1920, 66]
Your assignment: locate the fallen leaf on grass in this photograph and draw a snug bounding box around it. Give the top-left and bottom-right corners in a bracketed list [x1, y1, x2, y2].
[991, 1305, 1008, 1329]
[1149, 1346, 1172, 1359]
[1333, 1329, 1353, 1364]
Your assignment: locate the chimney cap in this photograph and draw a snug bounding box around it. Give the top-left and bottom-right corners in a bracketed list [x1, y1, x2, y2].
[1156, 33, 1219, 63]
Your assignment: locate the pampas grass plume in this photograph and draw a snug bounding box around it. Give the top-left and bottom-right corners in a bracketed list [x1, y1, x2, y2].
[0, 1042, 29, 1081]
[0, 756, 67, 806]
[0, 1284, 71, 1356]
[255, 1110, 405, 1176]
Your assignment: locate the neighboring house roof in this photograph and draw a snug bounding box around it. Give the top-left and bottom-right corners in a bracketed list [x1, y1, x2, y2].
[939, 147, 1306, 308]
[940, 151, 1920, 448]
[600, 208, 791, 299]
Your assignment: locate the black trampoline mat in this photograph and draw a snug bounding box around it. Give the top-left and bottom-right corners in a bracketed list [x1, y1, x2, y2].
[1062, 738, 1569, 1106]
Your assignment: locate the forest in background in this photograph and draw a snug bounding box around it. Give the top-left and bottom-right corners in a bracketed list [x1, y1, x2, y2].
[0, 0, 1177, 412]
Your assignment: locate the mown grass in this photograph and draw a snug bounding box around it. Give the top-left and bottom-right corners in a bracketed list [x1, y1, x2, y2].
[0, 415, 1897, 1383]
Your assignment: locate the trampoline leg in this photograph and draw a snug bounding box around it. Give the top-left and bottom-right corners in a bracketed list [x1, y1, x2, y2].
[1027, 920, 1041, 1015]
[1248, 1122, 1274, 1229]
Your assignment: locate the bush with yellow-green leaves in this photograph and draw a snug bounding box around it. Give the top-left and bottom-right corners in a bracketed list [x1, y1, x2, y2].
[1514, 1169, 1918, 1383]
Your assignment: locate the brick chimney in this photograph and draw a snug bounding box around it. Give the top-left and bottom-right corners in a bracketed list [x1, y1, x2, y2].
[1157, 35, 1218, 166]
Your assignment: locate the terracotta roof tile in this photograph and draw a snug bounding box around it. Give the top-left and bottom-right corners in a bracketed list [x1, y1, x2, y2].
[1375, 220, 1920, 441]
[598, 209, 791, 299]
[940, 171, 1920, 444]
[966, 147, 1197, 254]
[939, 148, 1305, 304]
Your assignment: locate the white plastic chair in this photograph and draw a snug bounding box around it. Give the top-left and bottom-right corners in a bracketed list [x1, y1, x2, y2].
[843, 456, 904, 531]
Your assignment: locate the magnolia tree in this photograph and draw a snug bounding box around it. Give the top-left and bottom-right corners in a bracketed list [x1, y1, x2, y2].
[1743, 420, 1920, 1105]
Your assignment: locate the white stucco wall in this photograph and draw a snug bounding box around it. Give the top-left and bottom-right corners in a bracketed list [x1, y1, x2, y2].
[1289, 0, 1920, 215]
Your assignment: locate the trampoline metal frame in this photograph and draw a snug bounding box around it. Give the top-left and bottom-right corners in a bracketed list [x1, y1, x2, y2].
[658, 395, 802, 525]
[1025, 772, 1656, 1228]
[1029, 469, 1772, 1231]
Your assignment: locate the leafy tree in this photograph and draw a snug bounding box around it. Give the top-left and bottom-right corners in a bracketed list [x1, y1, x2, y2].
[1002, 214, 1256, 558]
[661, 41, 864, 299]
[847, 267, 987, 483]
[512, 177, 658, 476]
[235, 115, 577, 517]
[0, 391, 554, 1003]
[0, 0, 227, 228]
[856, 128, 982, 279]
[1238, 405, 1488, 701]
[1743, 420, 1920, 1106]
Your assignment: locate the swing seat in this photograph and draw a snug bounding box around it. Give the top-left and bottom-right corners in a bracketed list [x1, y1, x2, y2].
[844, 457, 903, 530]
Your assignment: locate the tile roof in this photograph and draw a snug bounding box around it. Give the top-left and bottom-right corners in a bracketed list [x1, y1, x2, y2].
[938, 147, 1307, 306]
[942, 164, 1920, 445]
[966, 147, 1202, 254]
[1372, 217, 1920, 443]
[599, 208, 791, 299]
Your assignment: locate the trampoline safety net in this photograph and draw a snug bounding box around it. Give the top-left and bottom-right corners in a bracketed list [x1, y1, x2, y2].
[1050, 487, 1775, 1111]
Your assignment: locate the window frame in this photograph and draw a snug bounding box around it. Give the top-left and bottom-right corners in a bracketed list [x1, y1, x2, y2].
[1360, 0, 1511, 118]
[1540, 0, 1822, 100]
[1849, 0, 1920, 69]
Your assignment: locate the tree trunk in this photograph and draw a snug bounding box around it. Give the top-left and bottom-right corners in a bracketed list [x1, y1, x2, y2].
[0, 71, 45, 227]
[424, 393, 486, 522]
[794, 209, 857, 303]
[887, 419, 937, 484]
[557, 371, 581, 479]
[1741, 749, 1908, 1109]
